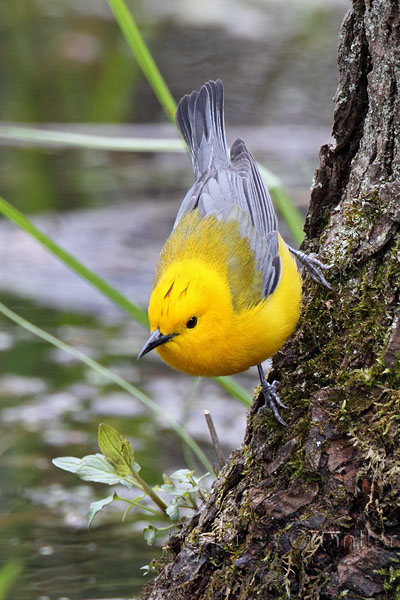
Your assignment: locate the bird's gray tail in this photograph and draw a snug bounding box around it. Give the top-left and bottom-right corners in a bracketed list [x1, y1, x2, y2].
[175, 80, 229, 178]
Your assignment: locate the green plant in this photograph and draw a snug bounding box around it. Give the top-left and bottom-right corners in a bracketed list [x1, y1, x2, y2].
[53, 424, 209, 545]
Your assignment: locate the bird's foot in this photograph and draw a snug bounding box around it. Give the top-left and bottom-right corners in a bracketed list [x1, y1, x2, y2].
[257, 365, 288, 426]
[287, 245, 333, 290]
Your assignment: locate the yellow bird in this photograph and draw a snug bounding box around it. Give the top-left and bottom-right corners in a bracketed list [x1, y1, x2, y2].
[138, 80, 331, 424]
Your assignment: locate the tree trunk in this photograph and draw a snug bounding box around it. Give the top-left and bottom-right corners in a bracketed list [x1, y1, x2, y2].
[147, 1, 400, 598]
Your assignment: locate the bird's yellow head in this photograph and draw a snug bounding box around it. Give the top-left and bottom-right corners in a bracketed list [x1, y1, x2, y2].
[138, 259, 235, 376]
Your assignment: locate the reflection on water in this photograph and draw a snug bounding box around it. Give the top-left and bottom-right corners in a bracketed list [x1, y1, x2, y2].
[0, 0, 348, 597]
[1, 515, 154, 599]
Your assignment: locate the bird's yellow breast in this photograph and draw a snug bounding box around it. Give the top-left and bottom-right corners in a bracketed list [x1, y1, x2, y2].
[231, 237, 302, 371]
[147, 212, 302, 377]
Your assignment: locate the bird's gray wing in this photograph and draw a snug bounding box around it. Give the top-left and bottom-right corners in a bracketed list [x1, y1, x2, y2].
[174, 80, 229, 227]
[176, 79, 228, 179]
[174, 80, 281, 299]
[229, 138, 278, 241]
[227, 138, 281, 297]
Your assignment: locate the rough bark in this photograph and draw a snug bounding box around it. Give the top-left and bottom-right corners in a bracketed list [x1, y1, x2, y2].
[147, 1, 400, 598]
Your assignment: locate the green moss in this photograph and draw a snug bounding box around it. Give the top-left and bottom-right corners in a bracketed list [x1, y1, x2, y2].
[374, 558, 400, 596]
[286, 234, 399, 416]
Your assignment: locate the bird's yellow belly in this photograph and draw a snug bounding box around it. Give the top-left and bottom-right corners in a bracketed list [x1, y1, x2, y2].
[230, 237, 302, 371]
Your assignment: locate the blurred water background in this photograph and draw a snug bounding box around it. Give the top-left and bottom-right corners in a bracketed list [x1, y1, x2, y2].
[0, 1, 348, 598]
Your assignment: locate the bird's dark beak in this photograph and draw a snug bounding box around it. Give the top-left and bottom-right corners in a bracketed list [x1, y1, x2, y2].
[137, 328, 177, 359]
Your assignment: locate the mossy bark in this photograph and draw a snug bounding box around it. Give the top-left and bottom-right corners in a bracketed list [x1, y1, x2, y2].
[147, 1, 400, 598]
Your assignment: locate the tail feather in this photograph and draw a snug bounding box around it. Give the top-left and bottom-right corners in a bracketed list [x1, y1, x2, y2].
[176, 80, 228, 178]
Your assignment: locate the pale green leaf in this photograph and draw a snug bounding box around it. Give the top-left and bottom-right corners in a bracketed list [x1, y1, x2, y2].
[159, 484, 179, 495]
[166, 502, 180, 522]
[53, 453, 131, 486]
[169, 469, 194, 482]
[98, 423, 134, 478]
[143, 524, 156, 546]
[88, 494, 116, 527]
[52, 456, 82, 474]
[162, 473, 174, 485]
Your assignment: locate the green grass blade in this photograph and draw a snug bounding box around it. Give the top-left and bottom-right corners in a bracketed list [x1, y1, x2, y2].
[0, 196, 149, 328]
[274, 188, 304, 245]
[106, 0, 177, 121]
[257, 164, 304, 245]
[0, 561, 23, 600]
[213, 376, 252, 407]
[0, 300, 212, 473]
[0, 125, 185, 152]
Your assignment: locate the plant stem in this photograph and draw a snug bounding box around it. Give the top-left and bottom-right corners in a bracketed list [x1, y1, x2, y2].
[114, 495, 161, 516]
[128, 473, 168, 515]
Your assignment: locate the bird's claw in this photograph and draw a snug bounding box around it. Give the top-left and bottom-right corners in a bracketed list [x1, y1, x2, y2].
[287, 245, 334, 290]
[259, 380, 288, 426]
[269, 380, 288, 409]
[256, 367, 288, 426]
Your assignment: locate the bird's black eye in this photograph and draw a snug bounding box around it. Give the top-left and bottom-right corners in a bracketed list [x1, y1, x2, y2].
[186, 316, 197, 329]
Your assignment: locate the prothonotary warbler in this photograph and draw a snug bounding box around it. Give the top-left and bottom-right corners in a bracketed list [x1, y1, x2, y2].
[138, 80, 331, 425]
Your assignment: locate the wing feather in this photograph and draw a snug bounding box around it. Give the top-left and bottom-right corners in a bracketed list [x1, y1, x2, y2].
[174, 80, 281, 300]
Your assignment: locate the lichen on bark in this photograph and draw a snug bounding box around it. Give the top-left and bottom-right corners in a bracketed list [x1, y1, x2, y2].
[147, 1, 400, 598]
